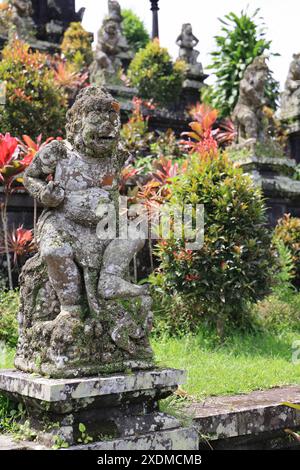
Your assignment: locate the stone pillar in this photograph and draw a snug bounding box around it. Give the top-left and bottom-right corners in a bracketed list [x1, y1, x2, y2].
[150, 0, 159, 39]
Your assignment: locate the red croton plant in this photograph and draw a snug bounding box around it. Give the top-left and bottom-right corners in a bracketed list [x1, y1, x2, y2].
[0, 133, 58, 288]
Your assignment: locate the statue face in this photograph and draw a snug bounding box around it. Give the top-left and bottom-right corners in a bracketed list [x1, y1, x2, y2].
[105, 21, 117, 35]
[81, 109, 120, 157]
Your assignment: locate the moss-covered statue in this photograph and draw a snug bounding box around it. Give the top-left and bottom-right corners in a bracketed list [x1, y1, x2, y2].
[14, 86, 153, 378]
[281, 53, 300, 122]
[89, 0, 133, 85]
[232, 56, 269, 145]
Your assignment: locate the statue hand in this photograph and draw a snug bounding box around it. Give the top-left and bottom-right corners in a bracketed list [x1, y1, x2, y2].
[40, 181, 65, 208]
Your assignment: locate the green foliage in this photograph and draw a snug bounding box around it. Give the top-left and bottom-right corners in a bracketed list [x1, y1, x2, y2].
[128, 39, 187, 107]
[274, 214, 300, 287]
[61, 22, 93, 71]
[78, 423, 93, 444]
[0, 289, 19, 348]
[152, 325, 300, 400]
[206, 8, 279, 117]
[0, 396, 24, 434]
[151, 153, 274, 333]
[121, 9, 150, 53]
[0, 39, 67, 138]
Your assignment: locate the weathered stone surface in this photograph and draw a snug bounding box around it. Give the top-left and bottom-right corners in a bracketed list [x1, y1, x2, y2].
[69, 427, 199, 451]
[0, 368, 198, 450]
[186, 386, 300, 441]
[0, 369, 186, 402]
[281, 53, 300, 123]
[0, 435, 47, 450]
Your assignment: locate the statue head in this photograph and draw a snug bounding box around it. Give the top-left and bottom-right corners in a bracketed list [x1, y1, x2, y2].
[243, 56, 269, 90]
[66, 86, 121, 158]
[103, 18, 118, 37]
[182, 23, 193, 35]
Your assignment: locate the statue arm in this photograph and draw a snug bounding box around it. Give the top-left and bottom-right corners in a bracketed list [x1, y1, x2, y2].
[24, 141, 65, 207]
[176, 35, 182, 47]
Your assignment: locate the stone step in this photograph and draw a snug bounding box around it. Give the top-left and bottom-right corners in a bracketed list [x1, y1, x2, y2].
[186, 385, 300, 448]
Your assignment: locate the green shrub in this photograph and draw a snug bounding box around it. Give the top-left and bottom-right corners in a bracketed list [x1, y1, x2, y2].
[0, 289, 19, 348]
[61, 22, 93, 71]
[256, 292, 300, 333]
[128, 39, 186, 107]
[151, 153, 275, 335]
[0, 39, 67, 138]
[122, 9, 150, 53]
[205, 8, 279, 117]
[274, 214, 300, 288]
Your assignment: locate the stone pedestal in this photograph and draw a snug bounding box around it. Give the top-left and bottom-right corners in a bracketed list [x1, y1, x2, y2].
[0, 368, 198, 450]
[236, 155, 300, 226]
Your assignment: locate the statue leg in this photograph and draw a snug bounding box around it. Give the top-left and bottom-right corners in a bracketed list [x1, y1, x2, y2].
[98, 239, 149, 300]
[40, 239, 82, 317]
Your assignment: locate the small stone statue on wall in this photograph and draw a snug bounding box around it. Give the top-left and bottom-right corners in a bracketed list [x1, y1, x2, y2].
[14, 86, 153, 378]
[281, 53, 300, 122]
[176, 23, 200, 66]
[8, 0, 36, 40]
[232, 56, 269, 145]
[90, 0, 133, 86]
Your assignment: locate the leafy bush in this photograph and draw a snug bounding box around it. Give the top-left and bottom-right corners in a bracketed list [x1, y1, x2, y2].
[0, 289, 19, 348]
[256, 292, 300, 333]
[61, 22, 93, 71]
[204, 8, 279, 117]
[122, 9, 150, 53]
[0, 39, 67, 138]
[274, 214, 300, 288]
[128, 39, 186, 107]
[151, 153, 274, 335]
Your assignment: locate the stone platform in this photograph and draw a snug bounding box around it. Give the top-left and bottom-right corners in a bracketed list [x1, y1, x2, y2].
[187, 385, 300, 450]
[0, 368, 198, 450]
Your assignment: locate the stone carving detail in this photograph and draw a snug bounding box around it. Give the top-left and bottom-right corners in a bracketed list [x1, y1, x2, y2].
[176, 23, 200, 67]
[8, 0, 36, 40]
[32, 0, 85, 44]
[175, 23, 207, 107]
[281, 53, 300, 122]
[90, 0, 133, 85]
[14, 86, 153, 378]
[232, 56, 269, 145]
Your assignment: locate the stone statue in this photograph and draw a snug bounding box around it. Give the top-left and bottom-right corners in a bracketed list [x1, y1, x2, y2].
[8, 0, 36, 40]
[14, 86, 153, 378]
[281, 53, 300, 122]
[90, 0, 133, 85]
[232, 56, 269, 144]
[31, 0, 85, 44]
[176, 23, 200, 66]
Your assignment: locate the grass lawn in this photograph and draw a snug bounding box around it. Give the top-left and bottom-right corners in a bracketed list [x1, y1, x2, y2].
[152, 328, 300, 400]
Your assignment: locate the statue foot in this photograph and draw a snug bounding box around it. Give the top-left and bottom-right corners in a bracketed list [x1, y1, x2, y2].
[98, 273, 149, 300]
[55, 305, 82, 321]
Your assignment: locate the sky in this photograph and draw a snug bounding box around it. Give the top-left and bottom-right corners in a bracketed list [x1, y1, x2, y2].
[75, 0, 299, 91]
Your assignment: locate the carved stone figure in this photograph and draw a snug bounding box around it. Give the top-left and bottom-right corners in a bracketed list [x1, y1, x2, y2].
[176, 23, 200, 66]
[9, 0, 36, 40]
[14, 86, 153, 378]
[281, 53, 300, 122]
[90, 0, 133, 85]
[31, 0, 85, 44]
[232, 56, 269, 144]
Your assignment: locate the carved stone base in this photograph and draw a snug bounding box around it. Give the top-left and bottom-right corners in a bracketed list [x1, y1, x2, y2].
[0, 369, 198, 450]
